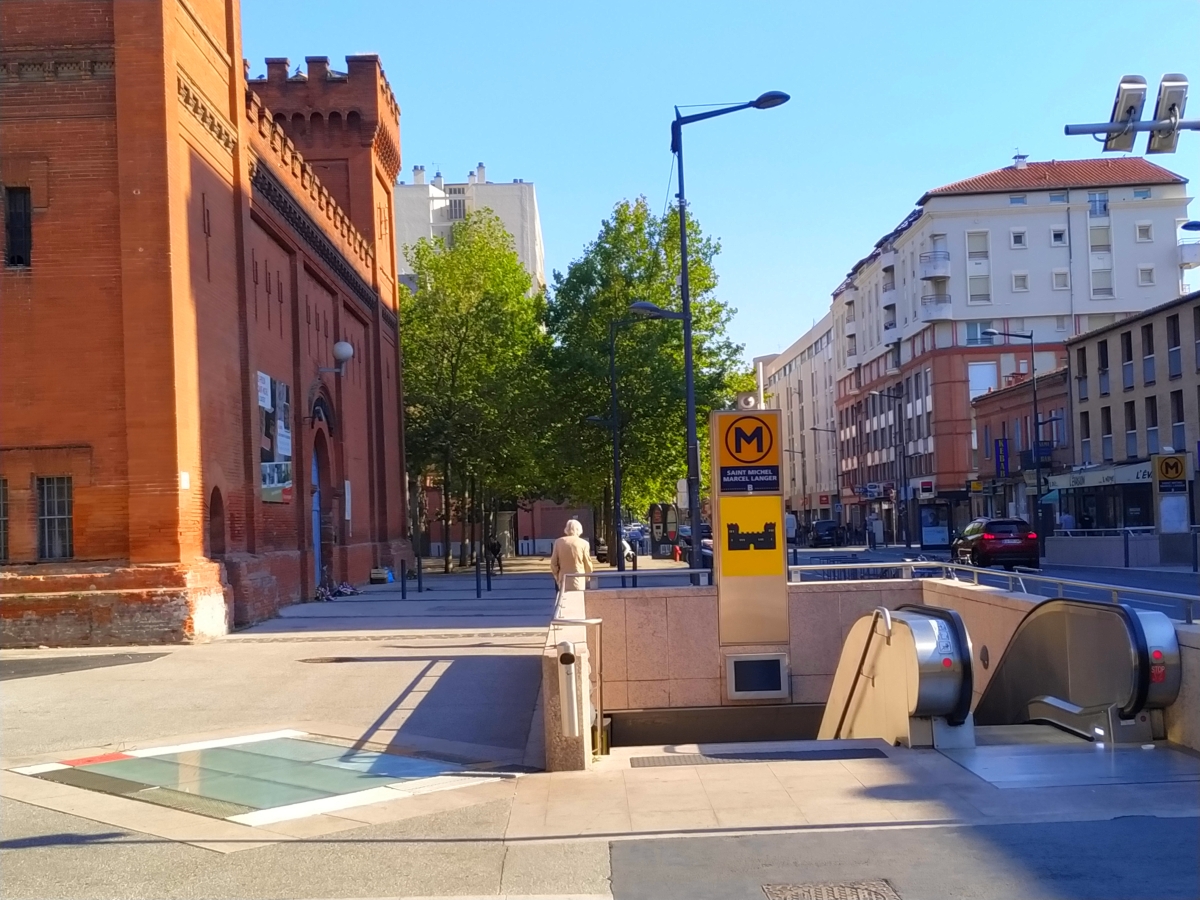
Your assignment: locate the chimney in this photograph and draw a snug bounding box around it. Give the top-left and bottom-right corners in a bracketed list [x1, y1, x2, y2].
[476, 162, 485, 184]
[1013, 153, 1029, 170]
[468, 172, 476, 185]
[412, 165, 425, 185]
[432, 171, 443, 189]
[265, 57, 290, 84]
[305, 56, 330, 81]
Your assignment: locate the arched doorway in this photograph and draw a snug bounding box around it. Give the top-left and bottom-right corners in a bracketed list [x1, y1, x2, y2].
[208, 487, 226, 558]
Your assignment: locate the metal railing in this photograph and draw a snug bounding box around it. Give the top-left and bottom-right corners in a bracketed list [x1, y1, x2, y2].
[1052, 527, 1155, 537]
[586, 568, 714, 590]
[785, 561, 1197, 624]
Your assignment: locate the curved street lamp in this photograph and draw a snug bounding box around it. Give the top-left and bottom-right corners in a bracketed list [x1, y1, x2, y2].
[668, 91, 790, 572]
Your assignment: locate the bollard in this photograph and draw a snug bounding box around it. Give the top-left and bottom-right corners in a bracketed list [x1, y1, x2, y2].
[486, 555, 492, 592]
[417, 555, 424, 592]
[631, 550, 638, 588]
[1123, 530, 1130, 568]
[475, 553, 482, 598]
[1192, 530, 1198, 574]
[400, 559, 407, 600]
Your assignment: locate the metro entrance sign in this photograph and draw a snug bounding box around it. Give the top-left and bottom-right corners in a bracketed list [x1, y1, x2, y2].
[710, 409, 787, 646]
[716, 413, 781, 492]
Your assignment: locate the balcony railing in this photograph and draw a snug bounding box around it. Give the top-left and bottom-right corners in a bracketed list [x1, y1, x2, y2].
[1126, 431, 1138, 459]
[919, 251, 951, 280]
[1143, 355, 1155, 385]
[1147, 426, 1160, 454]
[1102, 435, 1114, 462]
[1081, 438, 1092, 465]
[1173, 423, 1186, 451]
[1168, 346, 1181, 378]
[919, 293, 952, 322]
[1098, 369, 1110, 396]
[1122, 361, 1134, 390]
[1076, 376, 1089, 401]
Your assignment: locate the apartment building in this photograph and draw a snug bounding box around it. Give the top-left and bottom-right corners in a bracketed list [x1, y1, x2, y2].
[394, 162, 545, 288]
[1059, 290, 1200, 538]
[831, 156, 1191, 547]
[760, 314, 838, 524]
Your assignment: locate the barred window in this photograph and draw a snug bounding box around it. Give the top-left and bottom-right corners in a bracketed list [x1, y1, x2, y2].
[37, 476, 74, 560]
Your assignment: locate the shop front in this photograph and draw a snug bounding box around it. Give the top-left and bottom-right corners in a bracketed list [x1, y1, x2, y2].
[1048, 461, 1155, 530]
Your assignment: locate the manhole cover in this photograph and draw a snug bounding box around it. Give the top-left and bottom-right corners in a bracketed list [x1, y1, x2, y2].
[762, 881, 902, 900]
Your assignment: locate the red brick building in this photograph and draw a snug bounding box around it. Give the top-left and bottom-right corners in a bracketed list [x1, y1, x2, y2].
[0, 1, 410, 646]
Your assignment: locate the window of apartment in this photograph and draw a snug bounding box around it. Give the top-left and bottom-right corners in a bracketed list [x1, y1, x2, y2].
[1142, 323, 1155, 385]
[968, 275, 991, 304]
[1100, 406, 1114, 462]
[1195, 306, 1200, 372]
[1138, 265, 1155, 286]
[1098, 339, 1111, 395]
[1124, 401, 1138, 458]
[1051, 227, 1068, 247]
[0, 479, 7, 563]
[36, 476, 73, 560]
[983, 424, 991, 459]
[967, 231, 989, 260]
[1056, 316, 1068, 332]
[1136, 222, 1153, 242]
[1120, 331, 1135, 391]
[1145, 396, 1160, 454]
[1009, 194, 1027, 206]
[966, 321, 994, 346]
[1088, 191, 1109, 217]
[968, 361, 998, 397]
[4, 186, 32, 268]
[1052, 269, 1071, 290]
[1011, 272, 1029, 292]
[1166, 314, 1182, 379]
[1080, 410, 1092, 464]
[1170, 390, 1185, 451]
[1092, 268, 1114, 298]
[1089, 225, 1111, 253]
[1010, 229, 1027, 249]
[1133, 188, 1151, 200]
[1050, 191, 1069, 204]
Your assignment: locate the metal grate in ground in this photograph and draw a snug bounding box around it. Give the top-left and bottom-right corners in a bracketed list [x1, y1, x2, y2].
[630, 748, 887, 767]
[762, 880, 902, 900]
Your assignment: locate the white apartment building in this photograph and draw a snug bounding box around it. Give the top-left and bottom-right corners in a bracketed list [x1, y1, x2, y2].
[394, 162, 546, 288]
[754, 156, 1193, 546]
[760, 313, 839, 523]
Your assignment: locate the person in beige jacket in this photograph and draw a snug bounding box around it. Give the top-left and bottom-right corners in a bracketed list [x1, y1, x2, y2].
[550, 519, 594, 592]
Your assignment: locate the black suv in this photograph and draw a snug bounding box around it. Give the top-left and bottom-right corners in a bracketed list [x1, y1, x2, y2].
[951, 518, 1039, 570]
[809, 519, 839, 548]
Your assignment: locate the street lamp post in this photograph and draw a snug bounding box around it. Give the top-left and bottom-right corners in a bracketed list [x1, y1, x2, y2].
[869, 387, 911, 548]
[809, 424, 839, 527]
[982, 329, 1042, 553]
[666, 90, 789, 571]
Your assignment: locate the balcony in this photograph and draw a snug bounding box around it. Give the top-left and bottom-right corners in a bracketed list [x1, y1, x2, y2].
[881, 282, 897, 309]
[919, 251, 951, 280]
[1179, 241, 1199, 269]
[879, 250, 896, 271]
[919, 293, 952, 322]
[844, 317, 857, 336]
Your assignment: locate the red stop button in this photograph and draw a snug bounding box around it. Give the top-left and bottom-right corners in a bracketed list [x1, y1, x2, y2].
[1150, 664, 1166, 684]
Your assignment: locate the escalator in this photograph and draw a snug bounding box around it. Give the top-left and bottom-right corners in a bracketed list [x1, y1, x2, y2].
[821, 597, 1181, 749]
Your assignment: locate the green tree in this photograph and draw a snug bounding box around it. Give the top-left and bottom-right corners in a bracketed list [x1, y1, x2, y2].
[544, 198, 748, 545]
[400, 211, 549, 569]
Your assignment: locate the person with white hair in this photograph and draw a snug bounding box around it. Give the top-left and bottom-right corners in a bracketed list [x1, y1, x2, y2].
[550, 518, 594, 591]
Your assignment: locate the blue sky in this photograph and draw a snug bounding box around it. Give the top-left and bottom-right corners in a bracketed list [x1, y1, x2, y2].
[242, 0, 1200, 364]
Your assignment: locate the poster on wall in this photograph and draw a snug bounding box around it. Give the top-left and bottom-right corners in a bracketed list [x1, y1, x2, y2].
[259, 372, 292, 503]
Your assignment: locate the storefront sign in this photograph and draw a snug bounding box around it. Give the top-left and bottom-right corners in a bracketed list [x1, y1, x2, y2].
[258, 373, 292, 503]
[1048, 461, 1152, 490]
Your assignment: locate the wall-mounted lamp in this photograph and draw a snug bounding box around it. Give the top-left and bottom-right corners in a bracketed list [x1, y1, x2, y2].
[320, 341, 355, 376]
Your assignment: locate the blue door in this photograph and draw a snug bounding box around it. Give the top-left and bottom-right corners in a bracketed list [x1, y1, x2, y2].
[311, 455, 322, 586]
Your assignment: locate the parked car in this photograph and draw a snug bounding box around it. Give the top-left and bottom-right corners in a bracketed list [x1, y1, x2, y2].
[809, 519, 839, 548]
[951, 517, 1039, 570]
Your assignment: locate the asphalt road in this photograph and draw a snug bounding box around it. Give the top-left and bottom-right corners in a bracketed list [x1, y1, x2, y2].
[611, 816, 1200, 900]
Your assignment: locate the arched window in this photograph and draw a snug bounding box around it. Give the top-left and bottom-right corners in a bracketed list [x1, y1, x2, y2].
[208, 487, 226, 558]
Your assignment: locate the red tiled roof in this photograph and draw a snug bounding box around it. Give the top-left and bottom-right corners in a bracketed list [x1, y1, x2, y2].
[919, 158, 1185, 204]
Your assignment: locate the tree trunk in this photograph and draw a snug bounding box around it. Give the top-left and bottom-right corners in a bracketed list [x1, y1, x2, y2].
[442, 451, 452, 574]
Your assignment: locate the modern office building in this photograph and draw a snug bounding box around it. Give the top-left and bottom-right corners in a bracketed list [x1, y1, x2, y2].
[394, 162, 545, 289]
[830, 156, 1192, 546]
[0, 7, 410, 647]
[760, 314, 838, 525]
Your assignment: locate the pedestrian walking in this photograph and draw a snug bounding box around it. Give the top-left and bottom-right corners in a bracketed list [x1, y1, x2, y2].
[488, 537, 504, 574]
[550, 519, 594, 592]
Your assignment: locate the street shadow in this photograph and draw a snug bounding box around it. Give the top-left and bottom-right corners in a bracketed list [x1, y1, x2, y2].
[1, 832, 127, 849]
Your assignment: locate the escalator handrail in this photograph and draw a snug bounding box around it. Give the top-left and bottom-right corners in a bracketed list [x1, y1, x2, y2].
[833, 606, 891, 739]
[897, 604, 973, 726]
[977, 597, 1152, 721]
